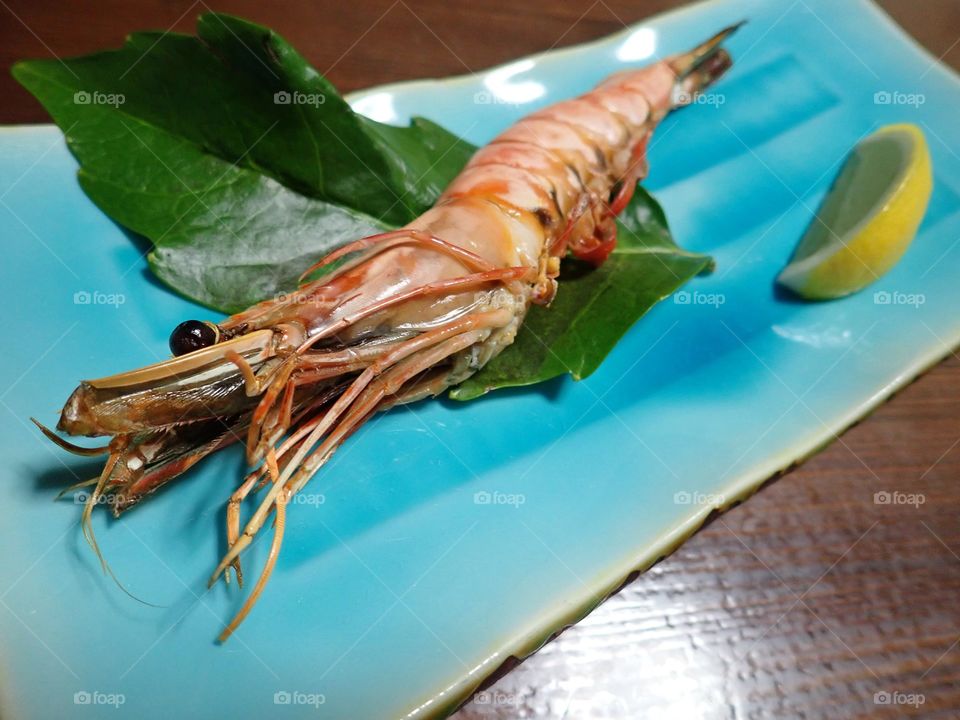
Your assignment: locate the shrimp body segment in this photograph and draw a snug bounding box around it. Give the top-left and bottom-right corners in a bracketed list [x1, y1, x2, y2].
[41, 24, 741, 639]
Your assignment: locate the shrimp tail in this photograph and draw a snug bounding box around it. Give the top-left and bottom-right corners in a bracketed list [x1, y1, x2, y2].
[670, 21, 745, 105]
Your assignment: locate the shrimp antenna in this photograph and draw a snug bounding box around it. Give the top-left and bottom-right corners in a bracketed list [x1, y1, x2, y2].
[79, 450, 165, 609]
[54, 477, 99, 501]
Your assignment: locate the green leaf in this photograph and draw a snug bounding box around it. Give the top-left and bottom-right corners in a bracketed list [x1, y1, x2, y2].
[12, 12, 473, 312]
[12, 61, 385, 313]
[189, 13, 474, 223]
[450, 187, 712, 400]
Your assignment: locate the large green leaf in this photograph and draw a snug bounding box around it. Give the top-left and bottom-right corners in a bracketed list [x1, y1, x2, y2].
[13, 14, 473, 227]
[12, 64, 383, 311]
[450, 187, 712, 400]
[12, 13, 476, 311]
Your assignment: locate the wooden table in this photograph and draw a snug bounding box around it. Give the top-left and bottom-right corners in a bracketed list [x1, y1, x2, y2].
[2, 1, 959, 717]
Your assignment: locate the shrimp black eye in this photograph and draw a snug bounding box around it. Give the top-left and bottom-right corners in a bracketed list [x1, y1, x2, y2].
[169, 320, 219, 356]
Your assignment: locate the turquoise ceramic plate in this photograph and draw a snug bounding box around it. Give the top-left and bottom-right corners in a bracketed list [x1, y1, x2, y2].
[2, 0, 960, 717]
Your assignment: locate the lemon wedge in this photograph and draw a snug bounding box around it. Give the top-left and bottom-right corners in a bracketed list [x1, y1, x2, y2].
[777, 123, 933, 300]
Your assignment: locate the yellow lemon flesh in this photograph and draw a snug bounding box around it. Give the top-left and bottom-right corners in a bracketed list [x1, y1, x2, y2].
[777, 123, 933, 300]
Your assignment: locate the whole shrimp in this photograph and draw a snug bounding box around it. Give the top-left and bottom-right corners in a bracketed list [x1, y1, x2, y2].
[38, 24, 740, 640]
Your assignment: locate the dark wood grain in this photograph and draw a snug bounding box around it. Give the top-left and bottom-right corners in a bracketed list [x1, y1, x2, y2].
[2, 1, 959, 718]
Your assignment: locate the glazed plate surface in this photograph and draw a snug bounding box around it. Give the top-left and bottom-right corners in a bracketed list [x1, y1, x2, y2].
[2, 0, 960, 717]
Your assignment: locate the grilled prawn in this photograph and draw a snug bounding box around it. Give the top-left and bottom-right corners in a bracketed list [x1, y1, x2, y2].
[39, 25, 740, 639]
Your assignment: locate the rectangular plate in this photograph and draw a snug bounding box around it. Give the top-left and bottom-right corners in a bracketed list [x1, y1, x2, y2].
[2, 0, 960, 717]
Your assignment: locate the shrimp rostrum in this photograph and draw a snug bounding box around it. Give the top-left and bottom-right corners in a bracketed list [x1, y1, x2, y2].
[38, 25, 740, 639]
